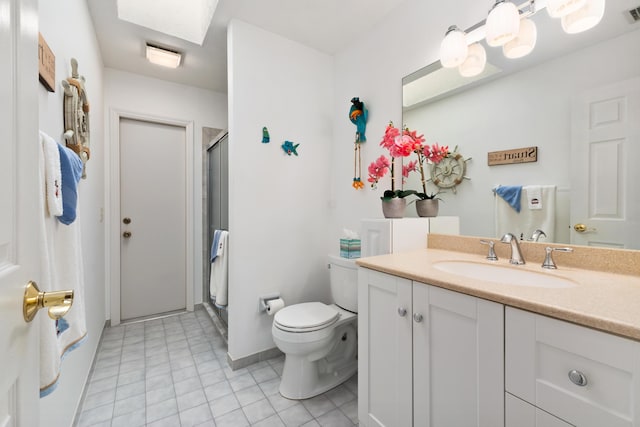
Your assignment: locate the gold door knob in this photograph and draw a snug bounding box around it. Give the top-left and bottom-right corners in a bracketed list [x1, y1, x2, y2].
[123, 231, 132, 238]
[573, 223, 596, 233]
[23, 281, 74, 323]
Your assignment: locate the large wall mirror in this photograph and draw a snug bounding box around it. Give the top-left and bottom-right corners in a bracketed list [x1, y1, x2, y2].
[403, 1, 640, 249]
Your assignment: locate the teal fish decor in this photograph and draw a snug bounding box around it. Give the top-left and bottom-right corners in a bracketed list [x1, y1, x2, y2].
[281, 141, 299, 156]
[262, 126, 270, 143]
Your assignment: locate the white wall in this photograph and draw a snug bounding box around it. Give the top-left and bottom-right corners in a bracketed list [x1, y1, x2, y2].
[327, 0, 489, 252]
[227, 20, 333, 360]
[103, 68, 227, 317]
[403, 30, 640, 241]
[38, 0, 105, 425]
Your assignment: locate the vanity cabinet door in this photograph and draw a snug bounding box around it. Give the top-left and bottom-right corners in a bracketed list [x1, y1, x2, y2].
[412, 282, 504, 427]
[506, 393, 574, 427]
[506, 307, 640, 427]
[358, 268, 413, 427]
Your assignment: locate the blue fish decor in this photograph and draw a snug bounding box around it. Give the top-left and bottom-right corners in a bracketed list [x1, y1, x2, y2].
[281, 140, 299, 156]
[349, 97, 368, 190]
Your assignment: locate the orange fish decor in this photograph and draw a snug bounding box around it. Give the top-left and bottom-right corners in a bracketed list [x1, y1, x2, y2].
[349, 97, 368, 190]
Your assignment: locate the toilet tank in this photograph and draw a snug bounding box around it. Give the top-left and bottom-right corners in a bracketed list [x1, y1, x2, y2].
[328, 254, 358, 313]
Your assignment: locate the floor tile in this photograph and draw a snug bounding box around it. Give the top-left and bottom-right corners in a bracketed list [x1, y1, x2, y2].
[179, 403, 213, 427]
[214, 407, 250, 427]
[209, 392, 240, 417]
[235, 384, 265, 406]
[76, 308, 359, 426]
[242, 397, 276, 424]
[278, 402, 314, 427]
[316, 408, 354, 426]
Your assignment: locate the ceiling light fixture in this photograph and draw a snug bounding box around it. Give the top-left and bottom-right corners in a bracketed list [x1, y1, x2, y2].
[146, 44, 182, 68]
[117, 0, 218, 45]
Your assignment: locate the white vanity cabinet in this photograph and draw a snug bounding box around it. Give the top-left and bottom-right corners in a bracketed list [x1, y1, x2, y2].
[506, 307, 640, 427]
[358, 268, 504, 427]
[506, 393, 573, 427]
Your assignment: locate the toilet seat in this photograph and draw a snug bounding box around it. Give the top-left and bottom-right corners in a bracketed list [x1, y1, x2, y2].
[273, 302, 339, 333]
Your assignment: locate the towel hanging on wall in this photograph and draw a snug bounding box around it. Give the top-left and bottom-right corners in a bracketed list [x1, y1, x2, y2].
[210, 230, 229, 307]
[37, 134, 87, 397]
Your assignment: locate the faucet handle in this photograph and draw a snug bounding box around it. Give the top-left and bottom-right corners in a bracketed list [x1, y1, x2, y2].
[479, 240, 498, 261]
[542, 247, 574, 269]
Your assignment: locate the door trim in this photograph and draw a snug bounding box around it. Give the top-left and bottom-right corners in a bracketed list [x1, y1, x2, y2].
[108, 109, 194, 326]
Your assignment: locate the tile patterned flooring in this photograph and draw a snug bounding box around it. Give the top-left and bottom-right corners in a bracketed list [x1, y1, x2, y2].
[75, 308, 358, 426]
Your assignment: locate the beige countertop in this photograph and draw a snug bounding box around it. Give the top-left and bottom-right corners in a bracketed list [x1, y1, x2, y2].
[356, 246, 640, 341]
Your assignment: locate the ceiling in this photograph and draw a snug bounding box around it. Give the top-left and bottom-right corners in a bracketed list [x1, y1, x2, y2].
[86, 0, 407, 93]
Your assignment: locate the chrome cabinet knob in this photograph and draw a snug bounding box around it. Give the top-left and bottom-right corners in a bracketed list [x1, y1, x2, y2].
[397, 307, 407, 317]
[413, 313, 423, 323]
[568, 369, 588, 387]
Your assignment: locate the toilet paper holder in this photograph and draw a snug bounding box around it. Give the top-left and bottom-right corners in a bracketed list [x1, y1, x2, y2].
[259, 294, 281, 312]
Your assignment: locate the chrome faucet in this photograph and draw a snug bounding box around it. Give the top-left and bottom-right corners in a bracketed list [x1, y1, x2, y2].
[500, 233, 525, 265]
[529, 229, 547, 242]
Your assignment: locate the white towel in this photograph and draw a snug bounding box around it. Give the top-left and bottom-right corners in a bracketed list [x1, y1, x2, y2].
[40, 132, 63, 216]
[525, 185, 542, 210]
[209, 230, 229, 307]
[495, 185, 556, 242]
[37, 139, 87, 397]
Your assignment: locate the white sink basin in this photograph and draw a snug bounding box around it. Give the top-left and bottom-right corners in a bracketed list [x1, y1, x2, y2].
[433, 260, 578, 289]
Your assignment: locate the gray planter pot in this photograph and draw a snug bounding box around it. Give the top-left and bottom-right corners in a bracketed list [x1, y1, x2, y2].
[416, 199, 439, 217]
[382, 198, 406, 218]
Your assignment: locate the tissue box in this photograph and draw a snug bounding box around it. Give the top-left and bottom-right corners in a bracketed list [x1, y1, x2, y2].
[340, 238, 361, 259]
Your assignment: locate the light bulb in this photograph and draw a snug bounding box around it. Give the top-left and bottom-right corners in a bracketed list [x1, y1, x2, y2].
[546, 0, 587, 18]
[459, 43, 487, 77]
[486, 0, 520, 47]
[440, 26, 468, 68]
[503, 18, 537, 59]
[561, 0, 605, 34]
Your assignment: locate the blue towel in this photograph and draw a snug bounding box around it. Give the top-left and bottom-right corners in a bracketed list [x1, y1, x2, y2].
[495, 185, 522, 213]
[57, 144, 84, 225]
[210, 230, 222, 262]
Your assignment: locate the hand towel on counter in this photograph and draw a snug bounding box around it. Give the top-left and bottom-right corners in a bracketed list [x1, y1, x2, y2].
[37, 138, 87, 397]
[495, 185, 556, 242]
[57, 143, 84, 225]
[494, 185, 522, 212]
[209, 230, 229, 307]
[40, 132, 63, 216]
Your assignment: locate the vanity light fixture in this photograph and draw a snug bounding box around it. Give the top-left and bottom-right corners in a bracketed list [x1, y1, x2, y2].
[145, 44, 182, 68]
[561, 0, 605, 34]
[459, 42, 487, 77]
[485, 0, 521, 47]
[503, 17, 537, 58]
[546, 0, 586, 18]
[439, 26, 468, 68]
[439, 0, 605, 79]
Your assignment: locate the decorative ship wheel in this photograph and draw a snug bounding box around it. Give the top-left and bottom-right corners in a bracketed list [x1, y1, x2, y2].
[429, 146, 471, 194]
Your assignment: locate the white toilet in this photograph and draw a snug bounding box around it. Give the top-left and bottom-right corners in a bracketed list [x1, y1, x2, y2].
[271, 254, 358, 399]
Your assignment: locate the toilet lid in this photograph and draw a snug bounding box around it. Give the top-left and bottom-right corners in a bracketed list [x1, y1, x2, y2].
[274, 302, 339, 332]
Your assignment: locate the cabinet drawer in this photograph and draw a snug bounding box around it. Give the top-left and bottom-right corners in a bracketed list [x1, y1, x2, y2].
[506, 393, 573, 427]
[506, 307, 640, 427]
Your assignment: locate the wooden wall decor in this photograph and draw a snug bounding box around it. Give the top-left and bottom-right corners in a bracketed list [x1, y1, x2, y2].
[488, 146, 538, 166]
[38, 33, 55, 92]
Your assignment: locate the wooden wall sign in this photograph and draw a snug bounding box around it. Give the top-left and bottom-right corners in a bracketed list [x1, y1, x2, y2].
[38, 33, 55, 92]
[488, 146, 537, 166]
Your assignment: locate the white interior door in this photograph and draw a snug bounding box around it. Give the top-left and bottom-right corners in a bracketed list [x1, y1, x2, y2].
[0, 0, 40, 425]
[119, 118, 187, 320]
[570, 77, 640, 248]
